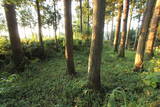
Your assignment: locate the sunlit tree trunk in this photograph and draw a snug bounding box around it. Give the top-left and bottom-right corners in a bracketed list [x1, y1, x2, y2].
[118, 0, 129, 57]
[64, 0, 76, 75]
[36, 0, 44, 55]
[4, 3, 24, 70]
[145, 0, 160, 59]
[88, 0, 105, 90]
[114, 2, 123, 52]
[134, 0, 156, 72]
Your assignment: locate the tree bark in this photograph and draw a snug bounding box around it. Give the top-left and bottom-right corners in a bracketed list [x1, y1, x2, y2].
[36, 0, 44, 55]
[145, 0, 160, 58]
[79, 0, 83, 33]
[88, 0, 105, 90]
[118, 0, 130, 57]
[64, 0, 76, 75]
[134, 0, 156, 72]
[114, 2, 123, 52]
[4, 3, 24, 70]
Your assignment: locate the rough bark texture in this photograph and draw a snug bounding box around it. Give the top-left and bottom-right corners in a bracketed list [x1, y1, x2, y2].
[36, 0, 44, 55]
[79, 0, 83, 33]
[145, 0, 160, 58]
[4, 3, 24, 70]
[118, 0, 129, 57]
[114, 2, 123, 52]
[88, 0, 105, 90]
[64, 0, 76, 75]
[134, 0, 156, 72]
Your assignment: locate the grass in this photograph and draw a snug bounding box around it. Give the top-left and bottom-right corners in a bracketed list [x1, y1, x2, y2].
[0, 42, 160, 107]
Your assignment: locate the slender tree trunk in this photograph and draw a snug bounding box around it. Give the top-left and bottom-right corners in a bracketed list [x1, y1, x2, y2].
[114, 2, 123, 52]
[133, 15, 141, 51]
[134, 0, 156, 72]
[111, 16, 114, 42]
[125, 7, 133, 49]
[88, 0, 105, 90]
[145, 0, 160, 59]
[106, 21, 109, 40]
[4, 3, 24, 70]
[79, 0, 83, 33]
[64, 0, 76, 75]
[53, 1, 58, 51]
[87, 0, 90, 34]
[23, 27, 27, 39]
[36, 0, 44, 55]
[118, 0, 130, 57]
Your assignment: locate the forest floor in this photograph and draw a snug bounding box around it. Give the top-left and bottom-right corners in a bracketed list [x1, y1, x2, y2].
[0, 43, 160, 107]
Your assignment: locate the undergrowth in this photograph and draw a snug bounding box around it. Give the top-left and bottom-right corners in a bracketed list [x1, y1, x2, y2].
[0, 39, 160, 107]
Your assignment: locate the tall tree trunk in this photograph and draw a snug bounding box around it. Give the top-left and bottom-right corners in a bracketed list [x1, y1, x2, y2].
[118, 0, 130, 57]
[134, 0, 156, 72]
[145, 0, 160, 58]
[87, 0, 90, 34]
[64, 0, 76, 75]
[88, 0, 105, 90]
[125, 7, 133, 49]
[114, 2, 123, 52]
[111, 15, 114, 42]
[4, 3, 24, 70]
[133, 15, 141, 51]
[106, 21, 109, 40]
[36, 0, 44, 55]
[79, 0, 83, 33]
[53, 1, 58, 51]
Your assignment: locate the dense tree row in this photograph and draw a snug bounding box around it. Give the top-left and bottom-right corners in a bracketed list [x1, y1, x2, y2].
[1, 0, 160, 90]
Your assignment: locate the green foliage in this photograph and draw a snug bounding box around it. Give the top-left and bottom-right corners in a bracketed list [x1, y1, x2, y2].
[0, 41, 160, 106]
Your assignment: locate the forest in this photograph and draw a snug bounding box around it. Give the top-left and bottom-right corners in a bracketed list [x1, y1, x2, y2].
[0, 0, 160, 106]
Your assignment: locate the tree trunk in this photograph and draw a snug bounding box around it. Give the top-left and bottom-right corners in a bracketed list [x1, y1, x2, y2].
[87, 0, 90, 34]
[88, 0, 105, 90]
[114, 2, 123, 52]
[145, 0, 160, 59]
[111, 15, 114, 42]
[133, 15, 141, 51]
[118, 0, 129, 57]
[64, 0, 76, 75]
[4, 3, 24, 70]
[125, 7, 133, 49]
[36, 0, 44, 55]
[79, 0, 83, 33]
[53, 1, 58, 51]
[134, 0, 156, 72]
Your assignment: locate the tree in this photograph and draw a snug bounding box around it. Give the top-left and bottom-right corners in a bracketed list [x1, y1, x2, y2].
[125, 0, 135, 49]
[4, 2, 24, 71]
[118, 0, 130, 57]
[145, 0, 160, 58]
[79, 0, 83, 33]
[36, 0, 44, 56]
[134, 0, 156, 72]
[88, 0, 105, 90]
[64, 0, 76, 75]
[113, 0, 123, 52]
